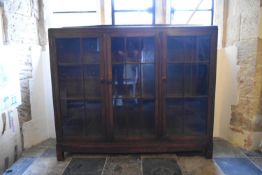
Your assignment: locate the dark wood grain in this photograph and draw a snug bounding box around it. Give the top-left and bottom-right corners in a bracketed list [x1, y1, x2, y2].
[48, 25, 218, 161]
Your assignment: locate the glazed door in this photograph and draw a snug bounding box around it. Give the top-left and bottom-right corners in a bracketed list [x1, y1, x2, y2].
[108, 32, 159, 140]
[162, 30, 212, 139]
[55, 36, 106, 140]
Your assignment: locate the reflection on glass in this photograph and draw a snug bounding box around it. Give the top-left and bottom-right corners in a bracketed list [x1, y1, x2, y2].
[62, 100, 84, 136]
[142, 64, 154, 97]
[124, 64, 139, 97]
[56, 38, 80, 63]
[113, 64, 139, 100]
[166, 99, 183, 135]
[59, 66, 83, 98]
[84, 65, 101, 98]
[141, 37, 155, 63]
[83, 38, 100, 64]
[112, 64, 124, 98]
[184, 98, 207, 135]
[111, 37, 155, 139]
[166, 64, 183, 96]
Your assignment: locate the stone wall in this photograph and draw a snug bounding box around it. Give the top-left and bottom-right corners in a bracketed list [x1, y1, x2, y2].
[222, 0, 262, 149]
[0, 0, 44, 123]
[0, 0, 49, 172]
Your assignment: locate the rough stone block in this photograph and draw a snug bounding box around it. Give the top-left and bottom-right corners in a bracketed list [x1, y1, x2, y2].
[237, 39, 258, 64]
[240, 13, 260, 40]
[230, 114, 253, 131]
[239, 0, 261, 16]
[231, 96, 257, 129]
[228, 0, 241, 17]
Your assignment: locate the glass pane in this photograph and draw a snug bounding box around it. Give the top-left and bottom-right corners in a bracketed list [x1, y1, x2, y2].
[166, 64, 184, 97]
[167, 37, 196, 62]
[111, 37, 125, 63]
[123, 64, 140, 98]
[189, 11, 212, 25]
[113, 99, 139, 137]
[59, 66, 83, 98]
[171, 11, 212, 25]
[171, 0, 212, 10]
[113, 99, 154, 138]
[85, 101, 103, 137]
[56, 38, 80, 63]
[166, 99, 183, 135]
[184, 64, 208, 96]
[141, 37, 155, 63]
[112, 64, 124, 98]
[126, 38, 141, 62]
[61, 100, 84, 137]
[53, 13, 99, 28]
[84, 65, 101, 98]
[114, 12, 153, 25]
[184, 98, 207, 135]
[114, 0, 153, 10]
[53, 0, 98, 12]
[197, 36, 210, 61]
[141, 64, 155, 98]
[112, 64, 140, 98]
[83, 38, 100, 64]
[141, 100, 155, 136]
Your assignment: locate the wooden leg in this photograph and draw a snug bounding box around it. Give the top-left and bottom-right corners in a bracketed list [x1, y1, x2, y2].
[56, 144, 64, 161]
[205, 142, 213, 159]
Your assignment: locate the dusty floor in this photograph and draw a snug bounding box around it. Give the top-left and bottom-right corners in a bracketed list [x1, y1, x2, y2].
[3, 138, 262, 175]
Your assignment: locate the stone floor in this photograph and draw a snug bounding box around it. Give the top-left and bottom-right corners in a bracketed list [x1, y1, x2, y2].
[3, 138, 262, 175]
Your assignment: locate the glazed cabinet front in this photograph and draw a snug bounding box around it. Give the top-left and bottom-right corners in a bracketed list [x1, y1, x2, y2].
[52, 35, 107, 141]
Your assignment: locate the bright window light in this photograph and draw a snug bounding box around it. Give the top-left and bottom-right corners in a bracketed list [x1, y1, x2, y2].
[171, 0, 212, 10]
[51, 0, 100, 27]
[112, 0, 154, 25]
[171, 0, 213, 25]
[114, 0, 153, 10]
[114, 12, 153, 25]
[53, 0, 97, 12]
